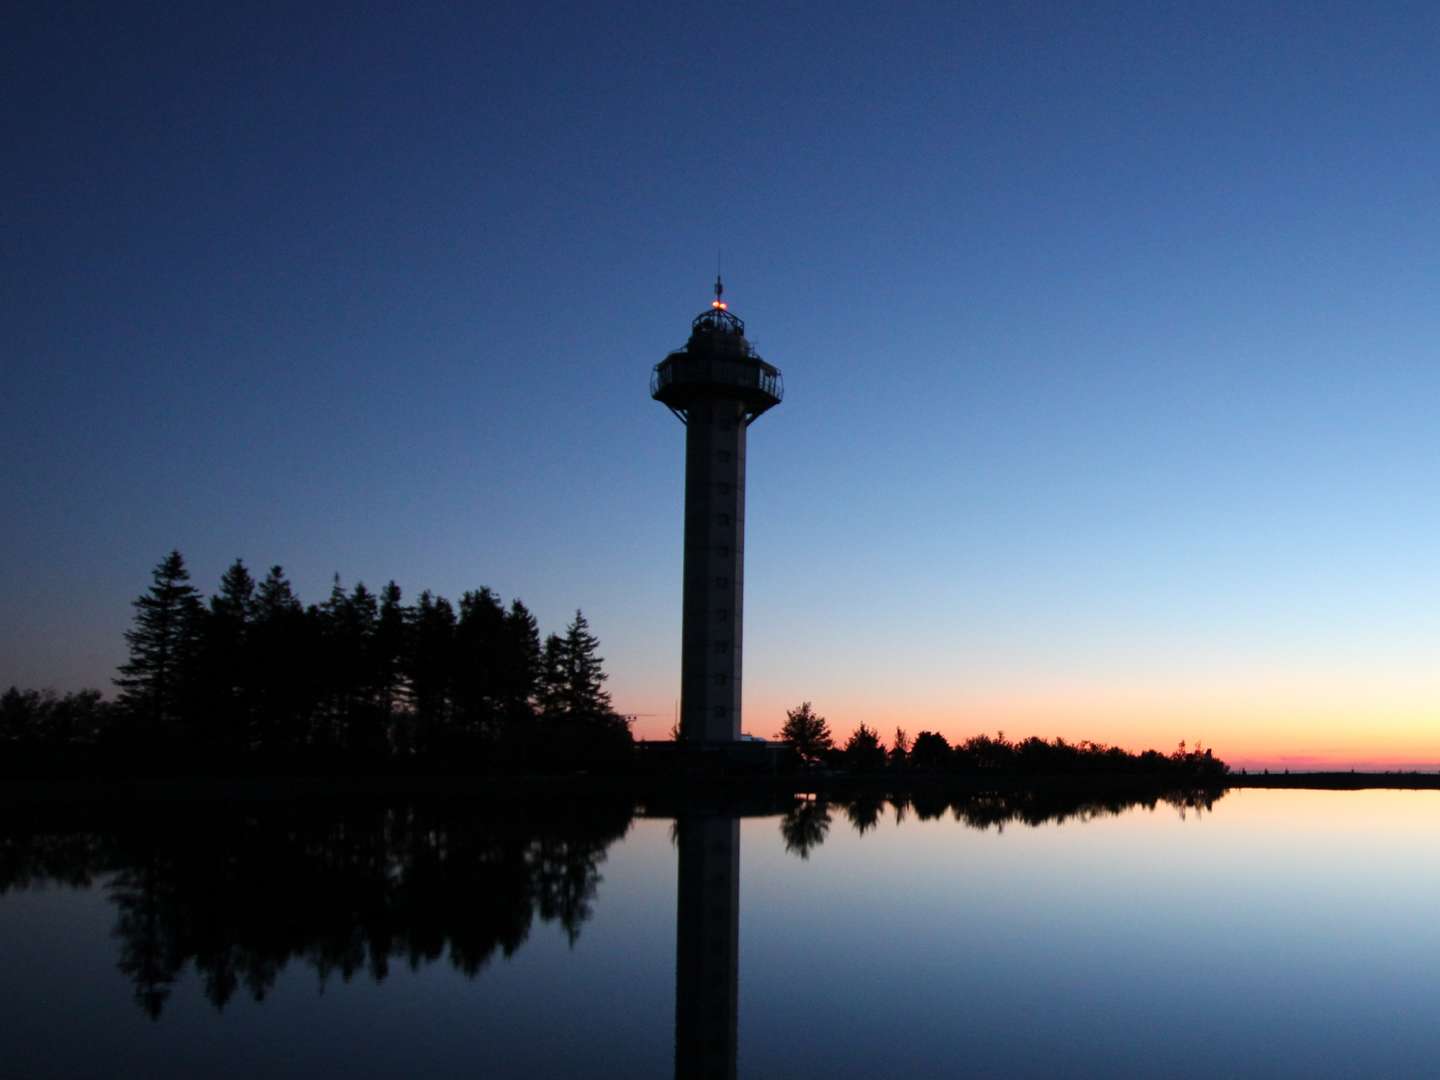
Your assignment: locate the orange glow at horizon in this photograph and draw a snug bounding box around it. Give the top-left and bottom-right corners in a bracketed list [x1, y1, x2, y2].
[623, 682, 1440, 771]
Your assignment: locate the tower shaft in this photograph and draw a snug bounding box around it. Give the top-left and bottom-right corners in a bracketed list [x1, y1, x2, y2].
[680, 399, 747, 742]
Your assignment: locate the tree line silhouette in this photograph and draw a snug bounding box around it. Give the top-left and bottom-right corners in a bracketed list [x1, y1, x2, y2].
[775, 701, 1229, 780]
[1, 550, 630, 774]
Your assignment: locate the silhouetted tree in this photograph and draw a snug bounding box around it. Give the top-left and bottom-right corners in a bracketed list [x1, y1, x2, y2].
[534, 611, 629, 767]
[843, 722, 886, 771]
[453, 588, 508, 741]
[408, 591, 457, 752]
[373, 582, 408, 740]
[953, 732, 1009, 771]
[315, 579, 379, 752]
[890, 727, 910, 768]
[776, 702, 832, 766]
[201, 559, 257, 751]
[335, 584, 383, 754]
[494, 599, 541, 760]
[537, 633, 566, 720]
[498, 600, 541, 722]
[250, 566, 309, 752]
[909, 730, 952, 770]
[115, 551, 203, 737]
[547, 610, 613, 722]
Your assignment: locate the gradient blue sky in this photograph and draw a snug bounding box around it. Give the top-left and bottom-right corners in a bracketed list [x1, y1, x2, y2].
[6, 2, 1439, 766]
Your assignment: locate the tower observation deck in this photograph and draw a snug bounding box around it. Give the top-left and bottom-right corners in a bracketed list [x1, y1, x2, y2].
[652, 278, 783, 745]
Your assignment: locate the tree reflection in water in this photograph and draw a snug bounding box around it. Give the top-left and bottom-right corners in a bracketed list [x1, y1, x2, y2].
[0, 799, 633, 1019]
[781, 785, 1225, 854]
[0, 783, 1226, 1033]
[779, 798, 831, 859]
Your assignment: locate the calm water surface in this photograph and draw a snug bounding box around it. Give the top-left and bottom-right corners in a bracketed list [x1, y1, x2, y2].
[3, 787, 1438, 1078]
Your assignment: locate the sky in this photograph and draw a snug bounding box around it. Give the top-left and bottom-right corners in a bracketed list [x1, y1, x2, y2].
[5, 2, 1440, 770]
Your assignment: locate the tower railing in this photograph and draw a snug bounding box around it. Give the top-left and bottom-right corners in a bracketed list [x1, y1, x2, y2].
[651, 356, 784, 404]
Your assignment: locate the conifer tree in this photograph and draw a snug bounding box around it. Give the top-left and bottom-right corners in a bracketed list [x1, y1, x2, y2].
[499, 599, 541, 723]
[314, 577, 379, 749]
[373, 582, 408, 737]
[250, 566, 308, 750]
[115, 550, 203, 735]
[203, 559, 257, 749]
[537, 632, 567, 720]
[408, 591, 456, 750]
[453, 588, 507, 738]
[554, 610, 614, 722]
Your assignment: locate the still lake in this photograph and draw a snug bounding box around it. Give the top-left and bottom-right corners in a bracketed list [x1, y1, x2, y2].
[2, 786, 1438, 1078]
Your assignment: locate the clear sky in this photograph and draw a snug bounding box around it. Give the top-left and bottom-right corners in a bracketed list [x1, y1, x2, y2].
[6, 2, 1439, 770]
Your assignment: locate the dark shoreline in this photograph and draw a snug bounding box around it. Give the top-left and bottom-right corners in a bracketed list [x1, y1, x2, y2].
[1227, 771, 1440, 790]
[6, 769, 1435, 806]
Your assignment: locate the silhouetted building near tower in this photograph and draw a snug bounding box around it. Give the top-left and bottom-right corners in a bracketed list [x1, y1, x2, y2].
[652, 279, 783, 744]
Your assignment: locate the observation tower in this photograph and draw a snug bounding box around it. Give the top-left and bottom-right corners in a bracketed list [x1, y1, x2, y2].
[652, 278, 783, 745]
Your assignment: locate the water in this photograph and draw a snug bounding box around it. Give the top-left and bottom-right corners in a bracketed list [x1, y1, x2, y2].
[2, 787, 1438, 1078]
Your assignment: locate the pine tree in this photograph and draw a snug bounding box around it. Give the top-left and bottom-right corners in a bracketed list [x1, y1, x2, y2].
[115, 550, 204, 735]
[534, 611, 616, 723]
[535, 611, 626, 767]
[537, 632, 567, 720]
[250, 566, 308, 751]
[408, 591, 456, 752]
[499, 599, 541, 723]
[314, 577, 379, 750]
[489, 598, 542, 763]
[202, 558, 257, 750]
[557, 610, 613, 722]
[453, 588, 507, 738]
[373, 582, 408, 740]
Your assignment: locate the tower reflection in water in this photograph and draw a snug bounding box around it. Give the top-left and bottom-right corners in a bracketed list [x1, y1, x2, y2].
[673, 813, 740, 1080]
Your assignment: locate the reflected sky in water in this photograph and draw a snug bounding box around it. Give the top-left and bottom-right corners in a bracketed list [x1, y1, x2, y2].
[743, 789, 1440, 1078]
[3, 788, 1439, 1078]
